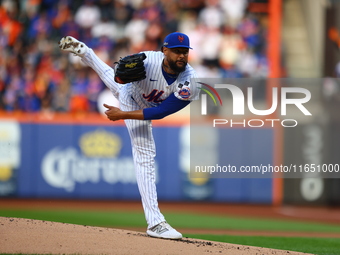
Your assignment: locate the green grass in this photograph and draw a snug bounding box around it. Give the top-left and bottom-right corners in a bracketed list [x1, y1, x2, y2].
[0, 209, 146, 228]
[164, 213, 340, 233]
[1, 208, 340, 233]
[184, 234, 340, 255]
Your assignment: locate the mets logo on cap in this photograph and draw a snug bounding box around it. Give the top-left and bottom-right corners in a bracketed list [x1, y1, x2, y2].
[163, 32, 193, 49]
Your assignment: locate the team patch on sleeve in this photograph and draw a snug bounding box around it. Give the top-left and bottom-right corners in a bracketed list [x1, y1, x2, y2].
[177, 81, 191, 99]
[178, 87, 191, 99]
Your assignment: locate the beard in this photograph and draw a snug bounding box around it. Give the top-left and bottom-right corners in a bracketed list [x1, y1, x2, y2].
[168, 59, 187, 73]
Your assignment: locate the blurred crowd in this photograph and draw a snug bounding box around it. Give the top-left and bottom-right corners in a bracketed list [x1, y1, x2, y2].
[0, 0, 269, 113]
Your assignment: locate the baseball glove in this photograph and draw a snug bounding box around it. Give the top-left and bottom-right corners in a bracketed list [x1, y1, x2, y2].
[114, 53, 147, 84]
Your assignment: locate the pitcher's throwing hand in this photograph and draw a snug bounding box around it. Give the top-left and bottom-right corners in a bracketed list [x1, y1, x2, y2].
[103, 104, 121, 121]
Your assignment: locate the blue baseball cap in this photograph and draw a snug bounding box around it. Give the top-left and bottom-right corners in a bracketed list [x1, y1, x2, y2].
[163, 32, 192, 49]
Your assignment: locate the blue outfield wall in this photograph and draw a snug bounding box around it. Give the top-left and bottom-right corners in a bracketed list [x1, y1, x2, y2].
[3, 121, 274, 203]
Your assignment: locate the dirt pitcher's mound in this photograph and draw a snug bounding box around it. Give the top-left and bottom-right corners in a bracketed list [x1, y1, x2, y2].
[0, 217, 311, 255]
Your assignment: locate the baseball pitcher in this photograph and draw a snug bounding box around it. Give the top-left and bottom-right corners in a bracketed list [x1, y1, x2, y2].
[59, 32, 199, 239]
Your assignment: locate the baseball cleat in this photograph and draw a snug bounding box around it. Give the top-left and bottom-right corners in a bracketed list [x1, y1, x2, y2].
[146, 221, 182, 239]
[58, 36, 88, 56]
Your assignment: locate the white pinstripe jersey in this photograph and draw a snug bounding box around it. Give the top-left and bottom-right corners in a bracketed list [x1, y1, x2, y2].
[121, 51, 199, 109]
